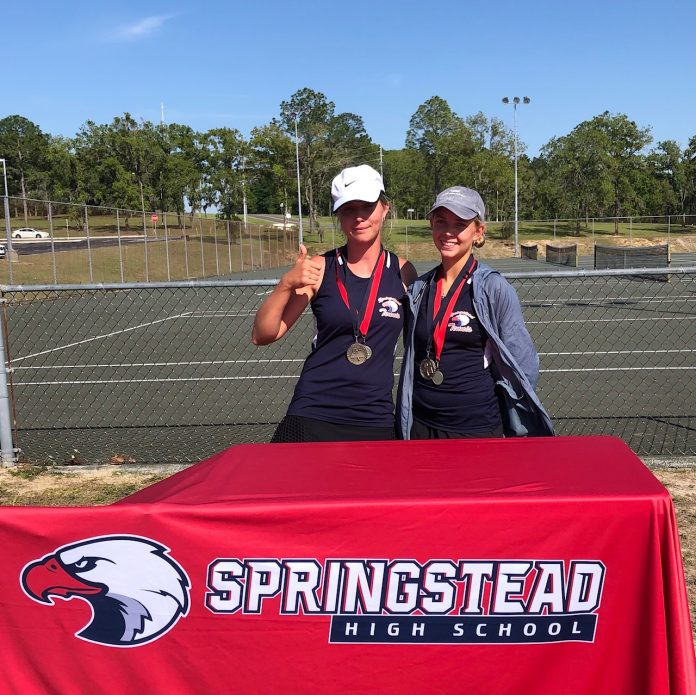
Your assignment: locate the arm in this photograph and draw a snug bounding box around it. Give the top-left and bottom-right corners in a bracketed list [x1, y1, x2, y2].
[251, 245, 325, 346]
[490, 277, 540, 390]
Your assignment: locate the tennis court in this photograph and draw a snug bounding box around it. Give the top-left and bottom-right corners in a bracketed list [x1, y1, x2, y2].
[4, 256, 696, 463]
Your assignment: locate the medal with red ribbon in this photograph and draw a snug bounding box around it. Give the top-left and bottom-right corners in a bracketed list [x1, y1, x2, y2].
[335, 247, 386, 365]
[419, 255, 478, 385]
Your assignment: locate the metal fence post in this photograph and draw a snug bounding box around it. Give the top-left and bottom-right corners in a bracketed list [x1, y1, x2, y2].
[116, 209, 124, 283]
[227, 221, 232, 274]
[85, 206, 94, 283]
[214, 221, 220, 277]
[164, 212, 171, 282]
[0, 296, 17, 466]
[183, 218, 190, 279]
[47, 199, 57, 284]
[249, 224, 253, 269]
[199, 220, 205, 278]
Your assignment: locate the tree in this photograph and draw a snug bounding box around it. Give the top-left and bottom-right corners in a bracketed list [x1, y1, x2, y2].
[535, 112, 652, 232]
[205, 127, 247, 219]
[157, 123, 208, 226]
[405, 97, 474, 195]
[249, 123, 296, 215]
[279, 88, 377, 240]
[382, 148, 429, 219]
[647, 140, 692, 224]
[0, 115, 50, 224]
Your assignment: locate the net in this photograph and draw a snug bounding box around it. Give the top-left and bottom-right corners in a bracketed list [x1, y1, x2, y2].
[521, 243, 538, 260]
[594, 244, 670, 281]
[593, 243, 670, 269]
[545, 243, 577, 267]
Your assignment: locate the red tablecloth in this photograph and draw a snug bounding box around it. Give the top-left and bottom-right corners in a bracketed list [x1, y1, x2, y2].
[2, 436, 694, 693]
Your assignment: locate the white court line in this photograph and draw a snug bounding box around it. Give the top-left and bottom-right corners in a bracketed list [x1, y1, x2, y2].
[12, 312, 194, 363]
[529, 316, 696, 324]
[13, 359, 305, 370]
[12, 309, 278, 363]
[524, 294, 696, 306]
[186, 311, 256, 317]
[542, 367, 696, 373]
[14, 375, 301, 386]
[540, 349, 696, 356]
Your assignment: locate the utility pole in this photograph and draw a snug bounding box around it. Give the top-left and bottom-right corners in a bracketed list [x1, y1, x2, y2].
[294, 117, 304, 246]
[502, 96, 531, 258]
[0, 159, 13, 257]
[241, 157, 248, 231]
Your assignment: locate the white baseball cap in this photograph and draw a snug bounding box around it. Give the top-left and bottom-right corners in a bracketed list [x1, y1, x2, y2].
[331, 164, 385, 212]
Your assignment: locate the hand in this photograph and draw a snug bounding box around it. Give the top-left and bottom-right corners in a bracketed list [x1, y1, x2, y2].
[281, 244, 322, 290]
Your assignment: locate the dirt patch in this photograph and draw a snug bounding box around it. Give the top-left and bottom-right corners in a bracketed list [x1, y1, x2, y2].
[0, 467, 168, 506]
[392, 235, 696, 262]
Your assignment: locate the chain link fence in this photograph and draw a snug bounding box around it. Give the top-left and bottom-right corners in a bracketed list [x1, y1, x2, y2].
[2, 266, 695, 465]
[3, 196, 696, 284]
[1, 196, 299, 285]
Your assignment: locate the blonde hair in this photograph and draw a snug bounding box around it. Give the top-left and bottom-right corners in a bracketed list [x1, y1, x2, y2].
[473, 219, 486, 248]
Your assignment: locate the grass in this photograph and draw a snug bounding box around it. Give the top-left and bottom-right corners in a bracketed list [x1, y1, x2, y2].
[2, 211, 695, 285]
[0, 230, 298, 284]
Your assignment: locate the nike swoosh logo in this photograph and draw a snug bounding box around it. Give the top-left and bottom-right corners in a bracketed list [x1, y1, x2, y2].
[344, 180, 355, 187]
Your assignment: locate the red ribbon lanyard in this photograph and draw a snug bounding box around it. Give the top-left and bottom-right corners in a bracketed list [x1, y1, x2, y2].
[431, 259, 477, 361]
[335, 248, 386, 339]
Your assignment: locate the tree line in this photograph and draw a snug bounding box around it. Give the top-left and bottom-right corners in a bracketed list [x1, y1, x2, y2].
[1, 87, 695, 238]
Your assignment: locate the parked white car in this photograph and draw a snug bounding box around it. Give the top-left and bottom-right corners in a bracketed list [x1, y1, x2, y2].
[12, 228, 50, 239]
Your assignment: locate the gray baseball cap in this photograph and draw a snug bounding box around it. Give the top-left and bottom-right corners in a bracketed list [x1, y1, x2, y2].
[427, 186, 485, 221]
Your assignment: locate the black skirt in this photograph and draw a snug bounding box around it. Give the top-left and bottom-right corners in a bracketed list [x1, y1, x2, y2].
[271, 414, 396, 443]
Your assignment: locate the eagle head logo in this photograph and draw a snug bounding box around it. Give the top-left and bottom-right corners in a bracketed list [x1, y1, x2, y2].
[449, 311, 472, 329]
[20, 535, 190, 647]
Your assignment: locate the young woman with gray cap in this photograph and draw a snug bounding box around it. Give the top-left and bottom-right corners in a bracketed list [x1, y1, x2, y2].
[396, 186, 553, 439]
[253, 164, 417, 442]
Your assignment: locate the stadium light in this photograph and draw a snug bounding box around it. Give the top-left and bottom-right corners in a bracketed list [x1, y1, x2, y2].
[501, 96, 531, 258]
[0, 159, 12, 256]
[294, 116, 304, 246]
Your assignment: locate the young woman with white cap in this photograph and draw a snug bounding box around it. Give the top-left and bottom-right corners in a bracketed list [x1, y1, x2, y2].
[253, 164, 417, 442]
[396, 186, 553, 440]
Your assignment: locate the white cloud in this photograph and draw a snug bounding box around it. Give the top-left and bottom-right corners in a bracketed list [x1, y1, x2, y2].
[114, 15, 173, 40]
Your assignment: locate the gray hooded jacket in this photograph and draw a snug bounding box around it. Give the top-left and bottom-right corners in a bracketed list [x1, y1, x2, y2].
[396, 261, 554, 438]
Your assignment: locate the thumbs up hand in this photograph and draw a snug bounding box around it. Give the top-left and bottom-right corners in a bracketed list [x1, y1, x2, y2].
[282, 244, 322, 290]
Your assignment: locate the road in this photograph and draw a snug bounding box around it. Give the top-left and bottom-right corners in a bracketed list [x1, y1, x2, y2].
[7, 235, 176, 256]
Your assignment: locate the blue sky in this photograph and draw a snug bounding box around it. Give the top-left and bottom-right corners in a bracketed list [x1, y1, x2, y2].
[5, 0, 695, 157]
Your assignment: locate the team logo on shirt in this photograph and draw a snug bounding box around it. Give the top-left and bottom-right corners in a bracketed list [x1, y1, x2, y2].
[378, 297, 402, 319]
[448, 311, 475, 333]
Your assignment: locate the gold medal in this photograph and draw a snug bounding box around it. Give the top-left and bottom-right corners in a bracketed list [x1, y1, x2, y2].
[346, 342, 371, 365]
[419, 357, 437, 379]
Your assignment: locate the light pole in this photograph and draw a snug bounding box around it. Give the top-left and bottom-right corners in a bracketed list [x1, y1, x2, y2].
[137, 178, 146, 236]
[502, 96, 530, 258]
[294, 116, 304, 246]
[134, 172, 149, 282]
[0, 159, 12, 256]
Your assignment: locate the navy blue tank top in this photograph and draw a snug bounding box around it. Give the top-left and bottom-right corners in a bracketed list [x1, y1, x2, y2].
[288, 249, 406, 426]
[412, 274, 501, 433]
